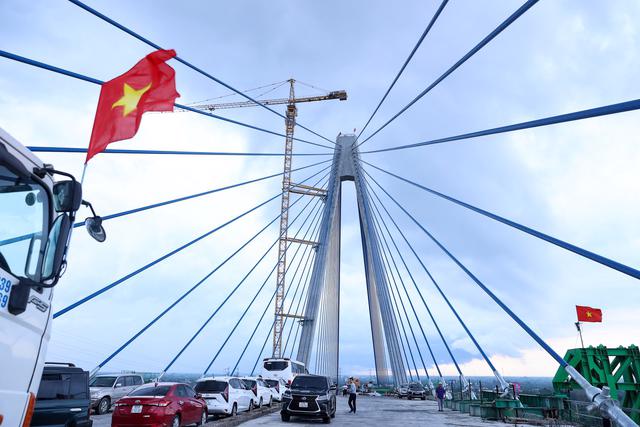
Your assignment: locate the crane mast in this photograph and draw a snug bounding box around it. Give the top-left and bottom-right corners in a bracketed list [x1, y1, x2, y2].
[187, 79, 347, 358]
[273, 80, 296, 358]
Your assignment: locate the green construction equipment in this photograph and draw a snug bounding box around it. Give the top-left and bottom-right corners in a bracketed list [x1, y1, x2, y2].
[553, 345, 640, 423]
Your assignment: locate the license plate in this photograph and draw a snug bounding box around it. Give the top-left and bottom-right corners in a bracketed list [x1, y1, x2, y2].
[299, 402, 308, 408]
[131, 405, 142, 413]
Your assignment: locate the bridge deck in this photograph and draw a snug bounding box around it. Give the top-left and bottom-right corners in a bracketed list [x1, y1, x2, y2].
[241, 395, 509, 426]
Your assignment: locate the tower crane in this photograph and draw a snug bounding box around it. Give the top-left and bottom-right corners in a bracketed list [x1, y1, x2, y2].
[188, 79, 347, 358]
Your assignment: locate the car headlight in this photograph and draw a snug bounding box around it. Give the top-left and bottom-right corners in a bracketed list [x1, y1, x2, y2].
[316, 394, 329, 402]
[283, 390, 291, 398]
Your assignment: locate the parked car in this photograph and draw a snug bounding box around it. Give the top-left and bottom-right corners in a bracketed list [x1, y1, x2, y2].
[111, 382, 207, 427]
[263, 377, 288, 402]
[194, 376, 253, 416]
[407, 382, 427, 400]
[90, 373, 144, 414]
[281, 374, 336, 424]
[241, 377, 272, 408]
[396, 383, 409, 398]
[31, 362, 92, 427]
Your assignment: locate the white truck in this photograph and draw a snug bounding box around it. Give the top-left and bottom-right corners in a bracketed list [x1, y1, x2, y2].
[0, 127, 103, 426]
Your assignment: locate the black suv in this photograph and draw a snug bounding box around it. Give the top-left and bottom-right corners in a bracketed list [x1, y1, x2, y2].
[281, 374, 336, 423]
[31, 362, 92, 426]
[408, 382, 427, 400]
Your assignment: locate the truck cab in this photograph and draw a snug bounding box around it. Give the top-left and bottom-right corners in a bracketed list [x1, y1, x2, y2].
[0, 127, 89, 426]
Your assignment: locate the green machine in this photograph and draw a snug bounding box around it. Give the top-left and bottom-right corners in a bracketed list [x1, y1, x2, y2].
[553, 345, 640, 423]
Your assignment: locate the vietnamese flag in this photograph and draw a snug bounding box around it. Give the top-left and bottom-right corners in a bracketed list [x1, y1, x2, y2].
[86, 49, 180, 163]
[576, 305, 602, 322]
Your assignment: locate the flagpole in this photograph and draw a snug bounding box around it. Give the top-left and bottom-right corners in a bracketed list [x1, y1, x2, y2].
[575, 321, 584, 349]
[80, 163, 88, 184]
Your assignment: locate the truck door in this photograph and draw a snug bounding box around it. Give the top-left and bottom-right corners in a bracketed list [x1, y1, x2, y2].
[0, 161, 54, 426]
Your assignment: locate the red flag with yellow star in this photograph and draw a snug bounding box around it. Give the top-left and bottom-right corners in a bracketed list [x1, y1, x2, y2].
[576, 305, 602, 322]
[86, 49, 180, 163]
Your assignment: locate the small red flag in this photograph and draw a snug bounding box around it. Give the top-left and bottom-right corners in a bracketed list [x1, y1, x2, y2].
[86, 49, 180, 163]
[576, 305, 602, 322]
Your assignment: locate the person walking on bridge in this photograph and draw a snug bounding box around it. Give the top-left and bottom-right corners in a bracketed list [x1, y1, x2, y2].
[436, 382, 446, 412]
[347, 378, 357, 414]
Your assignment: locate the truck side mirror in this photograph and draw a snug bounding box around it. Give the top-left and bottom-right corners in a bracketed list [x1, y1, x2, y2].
[53, 180, 82, 213]
[41, 214, 72, 281]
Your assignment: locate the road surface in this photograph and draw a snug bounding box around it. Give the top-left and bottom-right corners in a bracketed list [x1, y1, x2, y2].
[241, 395, 505, 426]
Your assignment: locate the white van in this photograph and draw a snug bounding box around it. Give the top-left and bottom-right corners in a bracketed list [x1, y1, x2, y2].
[0, 127, 102, 426]
[260, 358, 307, 385]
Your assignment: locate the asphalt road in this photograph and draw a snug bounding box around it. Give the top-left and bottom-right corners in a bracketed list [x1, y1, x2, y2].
[91, 404, 278, 427]
[241, 395, 506, 426]
[92, 396, 514, 426]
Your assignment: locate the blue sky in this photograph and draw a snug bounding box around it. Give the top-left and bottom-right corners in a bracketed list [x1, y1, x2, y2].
[1, 0, 638, 379]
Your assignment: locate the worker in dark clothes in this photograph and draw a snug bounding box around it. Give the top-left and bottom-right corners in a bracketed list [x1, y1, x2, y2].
[436, 383, 446, 411]
[348, 378, 357, 414]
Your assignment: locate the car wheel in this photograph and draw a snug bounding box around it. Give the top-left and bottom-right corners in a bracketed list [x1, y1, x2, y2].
[171, 415, 180, 427]
[97, 397, 110, 415]
[323, 415, 331, 424]
[249, 400, 254, 411]
[259, 397, 263, 408]
[281, 413, 290, 422]
[231, 403, 237, 417]
[268, 396, 273, 407]
[197, 410, 207, 425]
[421, 396, 426, 400]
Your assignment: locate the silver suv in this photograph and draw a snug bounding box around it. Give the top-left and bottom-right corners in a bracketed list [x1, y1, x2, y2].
[89, 374, 144, 414]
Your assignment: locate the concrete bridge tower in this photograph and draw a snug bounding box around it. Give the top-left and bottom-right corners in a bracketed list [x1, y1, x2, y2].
[296, 134, 407, 385]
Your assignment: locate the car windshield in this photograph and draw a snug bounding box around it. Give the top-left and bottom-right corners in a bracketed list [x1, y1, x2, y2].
[263, 360, 288, 371]
[90, 376, 116, 387]
[409, 384, 424, 390]
[194, 380, 227, 393]
[0, 165, 48, 281]
[242, 379, 256, 388]
[291, 376, 327, 392]
[128, 385, 171, 397]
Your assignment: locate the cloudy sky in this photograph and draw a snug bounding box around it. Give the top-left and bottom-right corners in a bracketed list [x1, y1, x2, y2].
[1, 0, 638, 380]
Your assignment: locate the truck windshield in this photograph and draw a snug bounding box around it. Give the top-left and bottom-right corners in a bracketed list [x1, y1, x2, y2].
[89, 376, 117, 387]
[0, 165, 48, 279]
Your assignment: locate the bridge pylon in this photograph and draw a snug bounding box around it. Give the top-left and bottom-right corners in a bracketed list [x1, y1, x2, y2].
[296, 134, 407, 386]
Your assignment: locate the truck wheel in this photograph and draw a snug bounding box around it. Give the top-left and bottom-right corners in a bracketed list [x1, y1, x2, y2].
[97, 397, 110, 415]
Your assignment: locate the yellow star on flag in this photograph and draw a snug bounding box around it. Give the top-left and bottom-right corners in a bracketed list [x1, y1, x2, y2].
[112, 82, 152, 116]
[586, 311, 592, 318]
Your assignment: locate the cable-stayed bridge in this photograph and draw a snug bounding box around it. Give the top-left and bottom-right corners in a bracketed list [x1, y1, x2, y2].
[1, 0, 639, 425]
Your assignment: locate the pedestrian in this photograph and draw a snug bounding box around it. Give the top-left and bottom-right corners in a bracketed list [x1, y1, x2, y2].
[348, 377, 357, 414]
[436, 382, 446, 412]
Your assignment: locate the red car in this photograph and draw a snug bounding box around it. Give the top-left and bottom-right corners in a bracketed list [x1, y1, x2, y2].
[111, 382, 208, 427]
